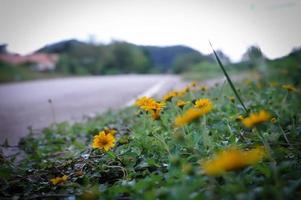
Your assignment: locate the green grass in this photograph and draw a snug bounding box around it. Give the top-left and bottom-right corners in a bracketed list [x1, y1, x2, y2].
[0, 64, 301, 199]
[181, 61, 251, 81]
[0, 61, 64, 83]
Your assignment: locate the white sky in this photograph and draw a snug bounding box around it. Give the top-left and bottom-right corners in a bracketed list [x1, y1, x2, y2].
[0, 0, 300, 61]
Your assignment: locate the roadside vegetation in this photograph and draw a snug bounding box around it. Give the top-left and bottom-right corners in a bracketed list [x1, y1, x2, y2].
[0, 61, 63, 83]
[181, 61, 252, 81]
[0, 40, 271, 83]
[0, 51, 300, 199]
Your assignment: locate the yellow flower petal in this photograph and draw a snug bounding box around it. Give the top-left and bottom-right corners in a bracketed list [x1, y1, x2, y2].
[92, 131, 116, 151]
[50, 175, 68, 185]
[201, 146, 266, 176]
[242, 110, 271, 128]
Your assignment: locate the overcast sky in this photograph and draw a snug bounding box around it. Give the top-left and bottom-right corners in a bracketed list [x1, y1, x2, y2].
[0, 0, 300, 61]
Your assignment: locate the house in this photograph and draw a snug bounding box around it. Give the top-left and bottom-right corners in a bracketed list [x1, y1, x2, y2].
[0, 51, 58, 71]
[24, 53, 58, 71]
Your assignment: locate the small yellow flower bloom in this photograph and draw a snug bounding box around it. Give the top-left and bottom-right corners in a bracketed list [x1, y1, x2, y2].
[282, 84, 297, 92]
[175, 98, 213, 126]
[242, 110, 271, 128]
[199, 85, 208, 92]
[194, 98, 213, 114]
[201, 146, 266, 176]
[50, 175, 68, 185]
[256, 82, 262, 89]
[175, 108, 207, 127]
[135, 97, 156, 111]
[150, 109, 161, 120]
[235, 115, 244, 121]
[135, 97, 165, 111]
[177, 87, 189, 97]
[163, 91, 178, 101]
[135, 97, 165, 120]
[190, 81, 198, 87]
[153, 101, 166, 111]
[103, 128, 117, 135]
[271, 117, 277, 123]
[228, 96, 235, 103]
[182, 163, 193, 175]
[92, 131, 116, 151]
[269, 81, 279, 87]
[176, 100, 189, 108]
[150, 101, 165, 120]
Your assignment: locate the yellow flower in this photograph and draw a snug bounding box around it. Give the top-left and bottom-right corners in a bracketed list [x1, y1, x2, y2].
[190, 81, 198, 87]
[194, 98, 213, 114]
[175, 99, 213, 127]
[201, 146, 266, 176]
[92, 131, 116, 151]
[282, 84, 297, 92]
[269, 81, 279, 87]
[235, 115, 244, 121]
[182, 163, 193, 175]
[256, 82, 262, 89]
[50, 175, 68, 185]
[149, 109, 161, 120]
[176, 100, 189, 108]
[153, 101, 166, 111]
[135, 97, 165, 110]
[228, 96, 235, 103]
[177, 87, 189, 97]
[271, 117, 277, 123]
[135, 97, 157, 111]
[175, 108, 204, 127]
[103, 128, 117, 135]
[150, 101, 165, 120]
[135, 97, 165, 120]
[163, 91, 178, 101]
[199, 85, 208, 92]
[242, 110, 271, 128]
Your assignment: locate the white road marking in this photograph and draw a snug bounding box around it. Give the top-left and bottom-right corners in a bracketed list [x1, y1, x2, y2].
[124, 79, 169, 107]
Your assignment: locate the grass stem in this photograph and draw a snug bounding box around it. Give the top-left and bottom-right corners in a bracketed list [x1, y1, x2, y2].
[209, 41, 248, 113]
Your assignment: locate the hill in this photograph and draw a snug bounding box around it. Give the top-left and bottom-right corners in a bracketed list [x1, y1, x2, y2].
[139, 45, 212, 72]
[36, 39, 88, 54]
[37, 40, 213, 73]
[267, 47, 301, 84]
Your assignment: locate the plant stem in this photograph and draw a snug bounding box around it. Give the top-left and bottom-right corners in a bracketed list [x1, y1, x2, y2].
[254, 128, 273, 161]
[209, 41, 248, 113]
[278, 124, 292, 147]
[153, 134, 171, 157]
[201, 115, 212, 150]
[254, 128, 281, 189]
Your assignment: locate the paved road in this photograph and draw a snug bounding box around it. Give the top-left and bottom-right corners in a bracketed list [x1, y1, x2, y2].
[0, 75, 180, 145]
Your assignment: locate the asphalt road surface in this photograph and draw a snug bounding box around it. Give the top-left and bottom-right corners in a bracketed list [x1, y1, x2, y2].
[0, 75, 180, 145]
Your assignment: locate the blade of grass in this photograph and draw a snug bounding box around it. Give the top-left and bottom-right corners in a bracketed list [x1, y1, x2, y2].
[209, 41, 248, 113]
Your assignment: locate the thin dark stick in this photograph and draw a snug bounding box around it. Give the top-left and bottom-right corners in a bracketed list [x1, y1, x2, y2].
[209, 41, 248, 113]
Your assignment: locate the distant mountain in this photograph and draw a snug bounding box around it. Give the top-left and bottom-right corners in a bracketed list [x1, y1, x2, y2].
[208, 50, 231, 64]
[36, 39, 88, 54]
[267, 47, 301, 85]
[272, 47, 301, 62]
[36, 39, 214, 72]
[139, 45, 211, 72]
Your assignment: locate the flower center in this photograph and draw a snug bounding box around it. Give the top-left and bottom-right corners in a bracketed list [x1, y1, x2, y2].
[100, 138, 109, 146]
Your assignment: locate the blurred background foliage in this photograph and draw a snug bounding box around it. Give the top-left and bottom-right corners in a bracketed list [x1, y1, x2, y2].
[0, 39, 300, 83]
